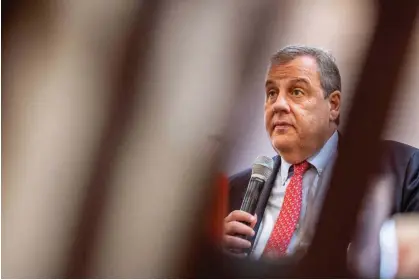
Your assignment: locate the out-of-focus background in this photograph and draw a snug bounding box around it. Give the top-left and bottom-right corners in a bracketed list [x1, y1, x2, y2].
[2, 0, 418, 278]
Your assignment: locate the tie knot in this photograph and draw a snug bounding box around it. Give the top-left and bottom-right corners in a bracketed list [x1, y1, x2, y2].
[293, 161, 309, 175]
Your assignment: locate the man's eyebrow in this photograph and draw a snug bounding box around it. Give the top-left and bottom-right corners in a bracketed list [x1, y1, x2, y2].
[265, 80, 275, 88]
[289, 77, 310, 85]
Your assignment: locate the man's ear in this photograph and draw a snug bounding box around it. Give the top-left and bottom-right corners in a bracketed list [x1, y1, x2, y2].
[328, 91, 341, 122]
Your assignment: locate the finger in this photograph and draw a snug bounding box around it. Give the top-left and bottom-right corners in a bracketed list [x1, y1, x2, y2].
[250, 214, 257, 228]
[222, 235, 252, 249]
[223, 248, 248, 259]
[225, 221, 255, 237]
[225, 210, 256, 224]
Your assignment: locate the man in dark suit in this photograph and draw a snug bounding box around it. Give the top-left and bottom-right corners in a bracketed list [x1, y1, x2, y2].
[222, 45, 419, 278]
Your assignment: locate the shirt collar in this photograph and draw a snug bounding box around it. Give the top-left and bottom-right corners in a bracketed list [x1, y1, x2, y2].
[280, 130, 339, 183]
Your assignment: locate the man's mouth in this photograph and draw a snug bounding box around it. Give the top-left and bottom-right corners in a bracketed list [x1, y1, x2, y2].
[273, 121, 292, 132]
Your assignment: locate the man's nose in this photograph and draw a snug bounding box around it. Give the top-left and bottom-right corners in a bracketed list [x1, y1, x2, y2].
[272, 94, 290, 113]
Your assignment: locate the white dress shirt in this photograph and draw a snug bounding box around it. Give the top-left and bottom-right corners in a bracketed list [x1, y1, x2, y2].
[249, 131, 398, 278]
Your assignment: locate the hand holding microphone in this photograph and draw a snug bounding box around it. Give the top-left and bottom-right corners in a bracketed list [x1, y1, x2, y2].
[222, 156, 274, 257]
[223, 210, 257, 257]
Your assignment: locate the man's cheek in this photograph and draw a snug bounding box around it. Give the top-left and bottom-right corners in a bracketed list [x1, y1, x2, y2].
[264, 114, 271, 130]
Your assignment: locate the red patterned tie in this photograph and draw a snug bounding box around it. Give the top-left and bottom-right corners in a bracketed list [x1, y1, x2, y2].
[263, 161, 310, 257]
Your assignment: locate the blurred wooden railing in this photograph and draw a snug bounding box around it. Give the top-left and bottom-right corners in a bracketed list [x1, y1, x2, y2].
[2, 0, 418, 278]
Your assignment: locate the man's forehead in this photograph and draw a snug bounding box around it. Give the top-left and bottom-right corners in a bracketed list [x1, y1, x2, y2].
[265, 77, 310, 88]
[265, 56, 319, 81]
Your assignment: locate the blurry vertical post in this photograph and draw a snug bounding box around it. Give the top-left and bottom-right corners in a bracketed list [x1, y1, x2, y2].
[293, 0, 419, 277]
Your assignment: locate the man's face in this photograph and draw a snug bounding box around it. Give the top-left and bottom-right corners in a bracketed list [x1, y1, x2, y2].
[264, 56, 337, 163]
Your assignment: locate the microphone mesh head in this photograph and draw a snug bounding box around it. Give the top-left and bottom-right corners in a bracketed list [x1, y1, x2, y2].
[251, 155, 274, 180]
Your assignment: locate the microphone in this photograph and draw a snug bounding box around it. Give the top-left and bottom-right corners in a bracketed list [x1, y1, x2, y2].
[240, 155, 274, 215]
[234, 156, 274, 247]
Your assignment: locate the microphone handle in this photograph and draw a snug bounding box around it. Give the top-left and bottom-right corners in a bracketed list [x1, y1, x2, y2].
[232, 177, 265, 254]
[240, 176, 265, 214]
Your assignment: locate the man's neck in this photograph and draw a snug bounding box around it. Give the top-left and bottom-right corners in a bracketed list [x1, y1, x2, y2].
[278, 129, 338, 164]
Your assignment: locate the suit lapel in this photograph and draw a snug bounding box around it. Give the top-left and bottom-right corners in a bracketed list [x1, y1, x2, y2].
[249, 155, 281, 247]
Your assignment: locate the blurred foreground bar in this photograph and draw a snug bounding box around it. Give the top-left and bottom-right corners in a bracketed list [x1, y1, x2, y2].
[2, 0, 144, 277]
[294, 0, 418, 277]
[2, 0, 418, 278]
[2, 0, 284, 278]
[87, 1, 285, 278]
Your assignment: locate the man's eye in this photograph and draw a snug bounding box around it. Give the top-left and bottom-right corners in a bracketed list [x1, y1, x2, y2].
[291, 89, 304, 96]
[267, 90, 277, 98]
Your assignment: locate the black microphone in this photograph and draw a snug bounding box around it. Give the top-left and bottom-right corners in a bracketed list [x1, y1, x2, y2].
[240, 155, 274, 214]
[236, 156, 274, 241]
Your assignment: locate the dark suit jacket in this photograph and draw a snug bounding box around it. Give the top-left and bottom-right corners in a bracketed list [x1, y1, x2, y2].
[228, 140, 419, 254]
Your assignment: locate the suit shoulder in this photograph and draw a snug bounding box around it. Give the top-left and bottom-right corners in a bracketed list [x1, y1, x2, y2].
[227, 169, 251, 212]
[381, 140, 419, 159]
[228, 155, 279, 187]
[379, 140, 419, 179]
[228, 168, 252, 189]
[381, 141, 419, 212]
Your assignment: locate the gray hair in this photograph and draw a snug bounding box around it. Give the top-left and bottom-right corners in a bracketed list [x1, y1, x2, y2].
[270, 45, 342, 98]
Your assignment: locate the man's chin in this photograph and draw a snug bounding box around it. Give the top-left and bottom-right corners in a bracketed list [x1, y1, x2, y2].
[271, 138, 296, 153]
